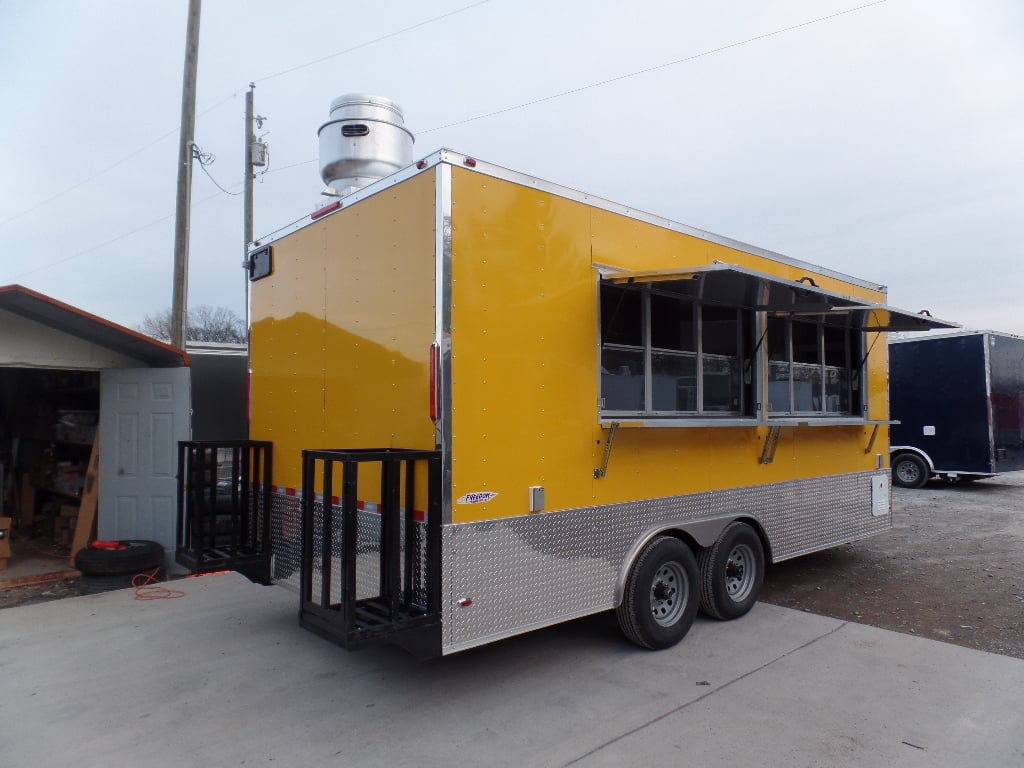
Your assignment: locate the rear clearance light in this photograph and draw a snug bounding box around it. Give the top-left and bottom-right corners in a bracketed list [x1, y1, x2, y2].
[430, 342, 439, 423]
[464, 157, 477, 167]
[311, 201, 341, 220]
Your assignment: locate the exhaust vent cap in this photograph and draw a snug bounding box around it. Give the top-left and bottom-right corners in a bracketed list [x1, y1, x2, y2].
[317, 93, 415, 198]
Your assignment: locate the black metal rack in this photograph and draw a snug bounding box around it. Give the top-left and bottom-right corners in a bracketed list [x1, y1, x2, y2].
[176, 441, 273, 584]
[299, 448, 442, 659]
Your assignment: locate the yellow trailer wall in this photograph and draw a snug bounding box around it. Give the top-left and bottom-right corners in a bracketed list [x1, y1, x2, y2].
[251, 162, 889, 521]
[249, 171, 438, 491]
[449, 166, 889, 523]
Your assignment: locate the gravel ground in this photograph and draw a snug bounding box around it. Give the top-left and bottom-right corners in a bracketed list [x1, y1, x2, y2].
[4, 474, 1023, 659]
[760, 472, 1024, 660]
[0, 577, 80, 609]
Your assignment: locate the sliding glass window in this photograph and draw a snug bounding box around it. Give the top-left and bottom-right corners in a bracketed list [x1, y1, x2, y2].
[766, 316, 861, 416]
[601, 282, 749, 417]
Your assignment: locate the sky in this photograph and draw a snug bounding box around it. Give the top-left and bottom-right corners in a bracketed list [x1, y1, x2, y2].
[1, 0, 1022, 336]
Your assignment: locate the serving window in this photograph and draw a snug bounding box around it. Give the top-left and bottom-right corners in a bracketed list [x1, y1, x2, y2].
[766, 316, 862, 416]
[600, 282, 752, 417]
[598, 262, 956, 426]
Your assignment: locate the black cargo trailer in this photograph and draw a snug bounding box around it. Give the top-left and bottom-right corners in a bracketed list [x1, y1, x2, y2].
[889, 331, 1024, 487]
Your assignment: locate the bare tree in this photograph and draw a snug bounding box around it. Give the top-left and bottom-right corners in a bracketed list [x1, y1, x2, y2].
[139, 306, 246, 344]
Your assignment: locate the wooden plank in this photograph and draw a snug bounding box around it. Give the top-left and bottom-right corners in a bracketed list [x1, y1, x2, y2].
[19, 473, 35, 529]
[68, 431, 99, 564]
[0, 516, 11, 564]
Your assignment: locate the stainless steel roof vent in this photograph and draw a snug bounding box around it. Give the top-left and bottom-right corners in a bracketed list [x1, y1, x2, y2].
[317, 94, 414, 198]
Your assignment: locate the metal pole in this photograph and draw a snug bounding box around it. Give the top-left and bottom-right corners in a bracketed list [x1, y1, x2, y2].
[171, 0, 202, 349]
[243, 83, 254, 327]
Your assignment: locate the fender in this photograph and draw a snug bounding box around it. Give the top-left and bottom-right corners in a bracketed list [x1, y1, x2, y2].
[890, 445, 935, 471]
[614, 515, 739, 606]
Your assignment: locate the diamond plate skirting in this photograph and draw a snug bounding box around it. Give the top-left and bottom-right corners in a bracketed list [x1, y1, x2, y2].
[441, 471, 889, 654]
[270, 471, 889, 655]
[269, 493, 302, 590]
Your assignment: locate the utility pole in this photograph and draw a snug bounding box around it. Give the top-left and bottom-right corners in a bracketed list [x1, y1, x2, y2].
[243, 83, 255, 327]
[171, 0, 202, 350]
[242, 83, 266, 328]
[243, 83, 255, 264]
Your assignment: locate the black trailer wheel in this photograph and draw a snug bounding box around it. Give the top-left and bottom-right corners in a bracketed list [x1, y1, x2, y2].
[617, 536, 700, 650]
[698, 522, 764, 621]
[892, 453, 929, 489]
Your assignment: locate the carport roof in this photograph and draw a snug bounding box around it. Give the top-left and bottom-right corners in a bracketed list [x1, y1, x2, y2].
[0, 285, 188, 367]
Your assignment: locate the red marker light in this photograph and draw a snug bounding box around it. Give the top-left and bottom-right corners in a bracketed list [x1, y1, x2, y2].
[429, 342, 439, 423]
[311, 201, 341, 220]
[464, 157, 477, 167]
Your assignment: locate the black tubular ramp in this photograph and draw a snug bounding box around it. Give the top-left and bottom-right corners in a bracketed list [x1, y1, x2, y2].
[299, 449, 442, 659]
[176, 441, 273, 584]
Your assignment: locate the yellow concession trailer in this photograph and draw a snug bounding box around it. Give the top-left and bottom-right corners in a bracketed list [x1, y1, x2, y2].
[180, 149, 954, 658]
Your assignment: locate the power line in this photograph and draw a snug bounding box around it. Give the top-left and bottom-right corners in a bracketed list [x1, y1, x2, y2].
[0, 93, 244, 231]
[261, 158, 316, 175]
[420, 0, 889, 134]
[0, 128, 178, 228]
[257, 0, 890, 174]
[194, 145, 243, 196]
[0, 1, 490, 230]
[253, 0, 490, 85]
[7, 191, 226, 281]
[8, 0, 887, 280]
[197, 161, 243, 196]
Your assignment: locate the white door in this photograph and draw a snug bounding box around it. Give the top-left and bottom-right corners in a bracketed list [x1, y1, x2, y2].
[98, 367, 191, 566]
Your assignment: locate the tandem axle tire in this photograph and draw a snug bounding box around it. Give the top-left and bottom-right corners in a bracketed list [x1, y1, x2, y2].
[698, 522, 765, 621]
[617, 536, 700, 650]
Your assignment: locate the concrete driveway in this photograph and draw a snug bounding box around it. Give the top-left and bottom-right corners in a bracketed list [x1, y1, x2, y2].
[2, 572, 1021, 767]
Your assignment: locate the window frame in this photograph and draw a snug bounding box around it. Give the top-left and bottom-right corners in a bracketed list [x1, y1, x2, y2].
[764, 315, 863, 417]
[596, 263, 954, 428]
[599, 282, 751, 419]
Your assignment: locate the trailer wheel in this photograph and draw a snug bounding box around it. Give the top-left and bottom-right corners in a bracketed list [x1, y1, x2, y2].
[892, 453, 929, 489]
[74, 540, 165, 576]
[617, 536, 700, 650]
[698, 522, 764, 621]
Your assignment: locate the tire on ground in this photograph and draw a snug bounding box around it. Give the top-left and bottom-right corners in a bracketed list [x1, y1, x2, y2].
[891, 453, 929, 489]
[617, 535, 700, 650]
[698, 521, 765, 621]
[74, 540, 165, 576]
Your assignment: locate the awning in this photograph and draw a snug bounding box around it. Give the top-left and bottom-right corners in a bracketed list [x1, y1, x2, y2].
[600, 262, 958, 332]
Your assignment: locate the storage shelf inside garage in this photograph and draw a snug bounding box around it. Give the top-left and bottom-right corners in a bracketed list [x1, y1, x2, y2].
[1, 369, 99, 570]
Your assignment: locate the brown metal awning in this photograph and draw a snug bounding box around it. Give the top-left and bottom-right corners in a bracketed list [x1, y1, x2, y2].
[600, 262, 958, 332]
